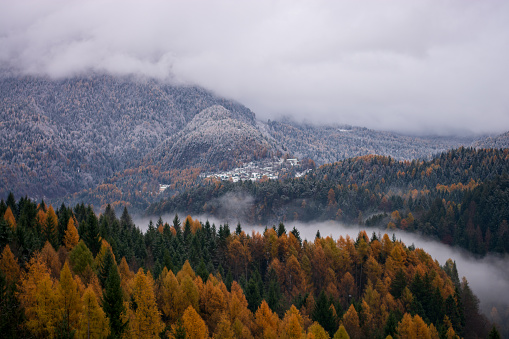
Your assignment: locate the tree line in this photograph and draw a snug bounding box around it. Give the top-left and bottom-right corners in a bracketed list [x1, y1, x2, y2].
[1, 194, 503, 338]
[149, 148, 509, 256]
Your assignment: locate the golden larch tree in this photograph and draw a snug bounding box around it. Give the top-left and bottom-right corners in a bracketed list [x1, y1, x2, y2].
[19, 253, 59, 337]
[129, 268, 164, 338]
[307, 322, 330, 339]
[159, 269, 184, 324]
[213, 312, 235, 339]
[63, 217, 79, 251]
[254, 300, 279, 339]
[181, 305, 209, 339]
[57, 262, 83, 334]
[0, 244, 20, 284]
[40, 241, 62, 279]
[228, 281, 252, 331]
[3, 206, 16, 229]
[280, 309, 304, 339]
[180, 274, 200, 312]
[333, 325, 350, 339]
[200, 275, 228, 334]
[78, 286, 110, 339]
[342, 304, 361, 339]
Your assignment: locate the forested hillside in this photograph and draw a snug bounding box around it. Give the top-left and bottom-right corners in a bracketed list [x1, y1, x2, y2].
[1, 194, 501, 338]
[264, 119, 472, 163]
[2, 73, 488, 211]
[0, 73, 267, 200]
[149, 147, 509, 255]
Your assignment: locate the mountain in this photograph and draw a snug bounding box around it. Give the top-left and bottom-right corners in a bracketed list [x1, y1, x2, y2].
[262, 119, 474, 164]
[144, 105, 276, 171]
[0, 73, 263, 200]
[472, 131, 509, 149]
[1, 73, 503, 211]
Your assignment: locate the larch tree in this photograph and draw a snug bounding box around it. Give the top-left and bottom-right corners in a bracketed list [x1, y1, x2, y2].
[129, 268, 163, 338]
[254, 300, 279, 339]
[181, 305, 209, 339]
[280, 306, 304, 339]
[3, 206, 16, 230]
[0, 244, 20, 284]
[228, 281, 252, 331]
[19, 253, 59, 337]
[307, 322, 330, 339]
[180, 274, 200, 312]
[56, 262, 83, 337]
[159, 269, 184, 324]
[333, 325, 350, 339]
[199, 275, 228, 334]
[40, 241, 62, 279]
[78, 286, 110, 339]
[213, 312, 235, 339]
[341, 305, 361, 339]
[63, 217, 79, 251]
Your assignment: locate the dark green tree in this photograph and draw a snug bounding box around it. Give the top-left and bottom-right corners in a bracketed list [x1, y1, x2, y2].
[312, 291, 336, 336]
[102, 262, 127, 338]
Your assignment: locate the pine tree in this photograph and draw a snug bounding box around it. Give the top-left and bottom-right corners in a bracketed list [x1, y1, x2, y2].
[312, 291, 336, 336]
[102, 259, 127, 338]
[45, 205, 59, 248]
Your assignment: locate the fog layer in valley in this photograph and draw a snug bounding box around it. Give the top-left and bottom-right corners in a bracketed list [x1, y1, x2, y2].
[134, 214, 509, 316]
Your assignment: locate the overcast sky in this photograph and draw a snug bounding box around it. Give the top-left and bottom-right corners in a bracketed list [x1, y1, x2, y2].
[1, 0, 508, 136]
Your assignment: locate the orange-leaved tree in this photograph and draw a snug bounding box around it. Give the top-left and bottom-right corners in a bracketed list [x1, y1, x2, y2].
[63, 217, 79, 251]
[129, 268, 164, 338]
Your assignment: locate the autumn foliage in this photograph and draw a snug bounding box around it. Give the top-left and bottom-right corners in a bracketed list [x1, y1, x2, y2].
[0, 196, 497, 338]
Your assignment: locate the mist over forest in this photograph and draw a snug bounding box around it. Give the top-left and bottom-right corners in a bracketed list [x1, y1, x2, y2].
[133, 212, 509, 317]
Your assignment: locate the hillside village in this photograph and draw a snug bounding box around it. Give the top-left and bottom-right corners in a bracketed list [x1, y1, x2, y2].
[159, 157, 311, 193]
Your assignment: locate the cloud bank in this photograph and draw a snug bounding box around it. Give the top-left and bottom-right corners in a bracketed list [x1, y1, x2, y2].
[1, 0, 508, 135]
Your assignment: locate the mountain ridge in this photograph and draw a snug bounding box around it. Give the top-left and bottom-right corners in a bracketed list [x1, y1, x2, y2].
[1, 73, 506, 211]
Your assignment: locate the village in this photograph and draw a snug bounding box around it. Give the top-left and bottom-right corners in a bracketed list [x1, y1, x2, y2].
[201, 157, 307, 183]
[159, 157, 312, 193]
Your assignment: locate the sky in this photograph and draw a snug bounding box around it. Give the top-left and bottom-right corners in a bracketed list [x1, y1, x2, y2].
[1, 0, 508, 136]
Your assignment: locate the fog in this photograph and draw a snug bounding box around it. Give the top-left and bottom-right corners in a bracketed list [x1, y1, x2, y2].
[133, 213, 509, 315]
[1, 0, 509, 135]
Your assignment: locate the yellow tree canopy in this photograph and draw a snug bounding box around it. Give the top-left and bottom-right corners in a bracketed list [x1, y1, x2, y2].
[57, 262, 83, 334]
[0, 244, 20, 284]
[182, 305, 209, 339]
[19, 253, 59, 337]
[78, 286, 110, 339]
[3, 206, 16, 229]
[129, 268, 164, 338]
[64, 217, 79, 251]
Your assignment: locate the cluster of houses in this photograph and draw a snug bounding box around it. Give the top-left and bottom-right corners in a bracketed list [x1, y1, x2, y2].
[159, 158, 307, 194]
[203, 157, 305, 183]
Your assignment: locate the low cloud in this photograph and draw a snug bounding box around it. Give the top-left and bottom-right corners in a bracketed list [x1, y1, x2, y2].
[1, 0, 508, 135]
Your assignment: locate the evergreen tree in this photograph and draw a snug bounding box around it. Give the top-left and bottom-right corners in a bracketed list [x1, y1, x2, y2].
[102, 261, 127, 338]
[312, 291, 336, 336]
